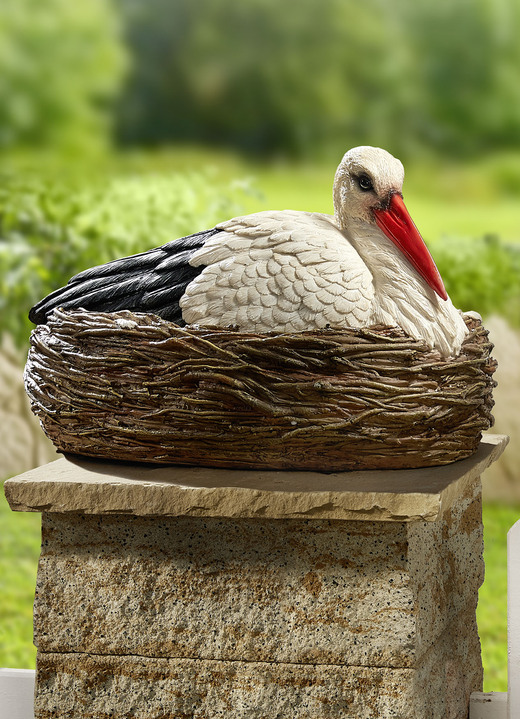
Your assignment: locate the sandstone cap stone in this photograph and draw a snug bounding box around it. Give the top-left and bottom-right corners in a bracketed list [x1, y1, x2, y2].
[4, 434, 508, 522]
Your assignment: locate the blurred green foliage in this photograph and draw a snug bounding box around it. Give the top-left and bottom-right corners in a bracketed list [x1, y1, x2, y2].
[1, 0, 520, 161]
[0, 480, 39, 669]
[0, 159, 252, 346]
[433, 235, 520, 324]
[0, 0, 126, 152]
[1, 153, 519, 349]
[114, 0, 520, 159]
[0, 0, 518, 344]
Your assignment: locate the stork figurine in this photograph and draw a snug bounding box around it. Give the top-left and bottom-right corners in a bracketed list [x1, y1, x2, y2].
[29, 146, 468, 357]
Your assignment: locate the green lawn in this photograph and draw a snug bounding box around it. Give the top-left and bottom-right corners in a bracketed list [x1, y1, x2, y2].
[477, 503, 520, 692]
[65, 146, 517, 248]
[132, 145, 520, 244]
[244, 173, 520, 247]
[0, 484, 39, 669]
[1, 477, 517, 691]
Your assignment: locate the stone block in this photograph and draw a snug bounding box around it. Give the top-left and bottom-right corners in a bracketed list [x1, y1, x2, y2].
[4, 435, 508, 718]
[34, 610, 481, 719]
[5, 434, 507, 522]
[34, 474, 482, 668]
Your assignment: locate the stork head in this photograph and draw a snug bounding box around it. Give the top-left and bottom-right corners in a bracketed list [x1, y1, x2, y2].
[333, 146, 447, 301]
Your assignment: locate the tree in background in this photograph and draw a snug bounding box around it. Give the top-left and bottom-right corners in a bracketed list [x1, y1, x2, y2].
[1, 0, 518, 160]
[116, 0, 388, 157]
[115, 0, 520, 160]
[395, 0, 520, 157]
[0, 0, 127, 152]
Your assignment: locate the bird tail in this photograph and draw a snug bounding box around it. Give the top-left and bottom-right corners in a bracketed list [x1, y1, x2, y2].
[29, 228, 218, 325]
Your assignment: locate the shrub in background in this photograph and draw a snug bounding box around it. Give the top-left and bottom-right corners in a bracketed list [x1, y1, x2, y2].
[1, 157, 518, 348]
[433, 235, 520, 326]
[115, 0, 520, 160]
[0, 0, 126, 152]
[0, 163, 251, 346]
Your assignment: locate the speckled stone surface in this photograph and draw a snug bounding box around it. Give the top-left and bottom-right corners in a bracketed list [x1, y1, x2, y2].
[34, 476, 483, 669]
[35, 653, 411, 719]
[35, 607, 480, 719]
[6, 436, 507, 718]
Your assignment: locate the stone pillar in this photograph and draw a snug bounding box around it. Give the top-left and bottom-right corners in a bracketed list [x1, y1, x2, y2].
[5, 435, 508, 719]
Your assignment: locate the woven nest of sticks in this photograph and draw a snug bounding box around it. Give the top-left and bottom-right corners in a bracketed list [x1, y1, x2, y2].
[24, 308, 497, 471]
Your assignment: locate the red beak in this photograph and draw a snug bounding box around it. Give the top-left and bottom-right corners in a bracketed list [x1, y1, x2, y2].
[373, 193, 447, 301]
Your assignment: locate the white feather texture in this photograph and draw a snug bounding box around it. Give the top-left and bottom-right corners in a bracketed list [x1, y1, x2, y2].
[344, 219, 467, 356]
[179, 147, 468, 356]
[180, 211, 373, 333]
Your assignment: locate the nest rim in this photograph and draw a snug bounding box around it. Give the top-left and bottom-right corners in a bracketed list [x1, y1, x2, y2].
[24, 308, 496, 472]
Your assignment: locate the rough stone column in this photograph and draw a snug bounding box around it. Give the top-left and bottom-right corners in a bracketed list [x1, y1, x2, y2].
[5, 434, 508, 719]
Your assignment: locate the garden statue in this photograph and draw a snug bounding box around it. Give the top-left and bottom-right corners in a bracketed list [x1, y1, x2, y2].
[30, 146, 467, 357]
[24, 146, 495, 471]
[13, 148, 506, 715]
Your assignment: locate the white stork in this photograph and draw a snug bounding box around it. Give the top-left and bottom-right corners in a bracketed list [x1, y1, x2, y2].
[29, 146, 468, 357]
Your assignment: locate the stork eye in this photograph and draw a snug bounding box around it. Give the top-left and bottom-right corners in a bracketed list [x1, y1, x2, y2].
[357, 174, 374, 192]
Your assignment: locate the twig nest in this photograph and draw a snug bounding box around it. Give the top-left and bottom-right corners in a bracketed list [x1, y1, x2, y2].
[25, 309, 496, 471]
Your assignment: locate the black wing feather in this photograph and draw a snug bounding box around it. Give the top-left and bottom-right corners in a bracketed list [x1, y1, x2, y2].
[29, 227, 219, 325]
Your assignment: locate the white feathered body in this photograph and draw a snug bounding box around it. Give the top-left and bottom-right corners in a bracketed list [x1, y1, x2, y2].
[180, 210, 467, 357]
[30, 146, 469, 358]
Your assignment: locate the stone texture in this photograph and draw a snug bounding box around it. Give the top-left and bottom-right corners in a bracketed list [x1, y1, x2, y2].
[34, 475, 483, 669]
[35, 515, 415, 667]
[4, 434, 508, 521]
[6, 436, 506, 718]
[34, 610, 481, 719]
[408, 474, 485, 656]
[34, 653, 411, 719]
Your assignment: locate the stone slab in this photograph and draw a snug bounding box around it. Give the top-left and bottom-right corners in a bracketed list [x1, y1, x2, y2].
[33, 476, 483, 668]
[4, 434, 508, 522]
[34, 609, 481, 719]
